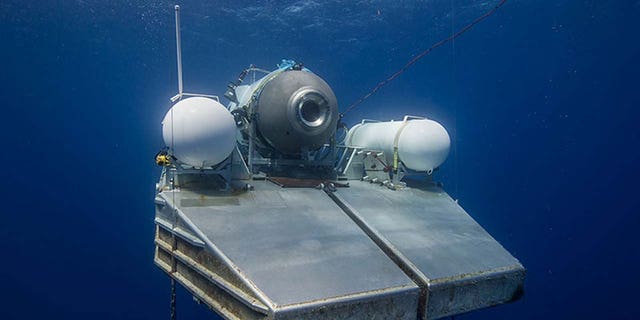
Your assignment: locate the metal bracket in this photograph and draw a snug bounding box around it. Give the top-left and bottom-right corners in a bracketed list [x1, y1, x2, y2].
[170, 92, 221, 103]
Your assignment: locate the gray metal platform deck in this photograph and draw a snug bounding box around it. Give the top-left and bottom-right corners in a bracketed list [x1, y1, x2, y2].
[154, 177, 524, 320]
[154, 180, 420, 320]
[330, 179, 525, 319]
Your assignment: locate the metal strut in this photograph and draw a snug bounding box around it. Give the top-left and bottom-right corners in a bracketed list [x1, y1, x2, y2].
[174, 5, 183, 99]
[168, 4, 221, 104]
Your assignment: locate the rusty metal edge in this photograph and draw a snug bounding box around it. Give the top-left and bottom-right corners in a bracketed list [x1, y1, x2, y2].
[426, 265, 526, 319]
[156, 217, 206, 247]
[155, 237, 270, 314]
[428, 264, 525, 289]
[274, 284, 419, 314]
[154, 257, 249, 320]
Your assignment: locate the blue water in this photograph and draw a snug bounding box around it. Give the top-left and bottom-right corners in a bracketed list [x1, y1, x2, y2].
[1, 1, 638, 319]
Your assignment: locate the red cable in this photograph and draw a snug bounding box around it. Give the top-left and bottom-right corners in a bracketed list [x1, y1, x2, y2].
[341, 0, 508, 116]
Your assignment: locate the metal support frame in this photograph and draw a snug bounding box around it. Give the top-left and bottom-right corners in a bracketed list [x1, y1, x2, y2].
[161, 156, 234, 192]
[170, 92, 220, 103]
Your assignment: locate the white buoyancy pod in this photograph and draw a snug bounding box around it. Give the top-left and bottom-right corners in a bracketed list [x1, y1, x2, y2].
[346, 117, 451, 172]
[162, 97, 237, 168]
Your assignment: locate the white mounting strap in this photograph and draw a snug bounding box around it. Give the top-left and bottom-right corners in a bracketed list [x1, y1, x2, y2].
[392, 115, 426, 171]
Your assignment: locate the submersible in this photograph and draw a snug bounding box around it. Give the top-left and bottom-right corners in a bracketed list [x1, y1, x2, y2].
[153, 5, 524, 320]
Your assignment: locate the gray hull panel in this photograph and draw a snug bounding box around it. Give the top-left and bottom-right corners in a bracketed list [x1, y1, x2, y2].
[332, 180, 525, 319]
[155, 180, 420, 319]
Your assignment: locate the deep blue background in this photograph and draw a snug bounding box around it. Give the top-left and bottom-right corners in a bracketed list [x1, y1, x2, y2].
[1, 1, 638, 319]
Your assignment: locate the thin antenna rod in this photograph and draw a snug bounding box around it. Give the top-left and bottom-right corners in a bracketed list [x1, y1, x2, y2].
[174, 5, 183, 97]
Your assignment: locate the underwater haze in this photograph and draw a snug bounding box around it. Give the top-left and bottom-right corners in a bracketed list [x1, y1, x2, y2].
[1, 0, 639, 319]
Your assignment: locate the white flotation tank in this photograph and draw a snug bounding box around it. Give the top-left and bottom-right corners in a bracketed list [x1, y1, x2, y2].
[162, 97, 237, 168]
[346, 116, 450, 172]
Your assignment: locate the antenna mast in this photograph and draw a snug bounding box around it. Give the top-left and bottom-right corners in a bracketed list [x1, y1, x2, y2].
[175, 5, 183, 98]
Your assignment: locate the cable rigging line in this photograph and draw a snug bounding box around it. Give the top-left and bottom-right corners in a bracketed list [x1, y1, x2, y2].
[340, 0, 508, 117]
[452, 0, 459, 197]
[170, 278, 177, 320]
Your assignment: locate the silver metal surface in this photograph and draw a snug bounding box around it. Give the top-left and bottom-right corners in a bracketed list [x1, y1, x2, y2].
[154, 178, 420, 319]
[294, 89, 330, 128]
[256, 70, 338, 153]
[331, 179, 525, 319]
